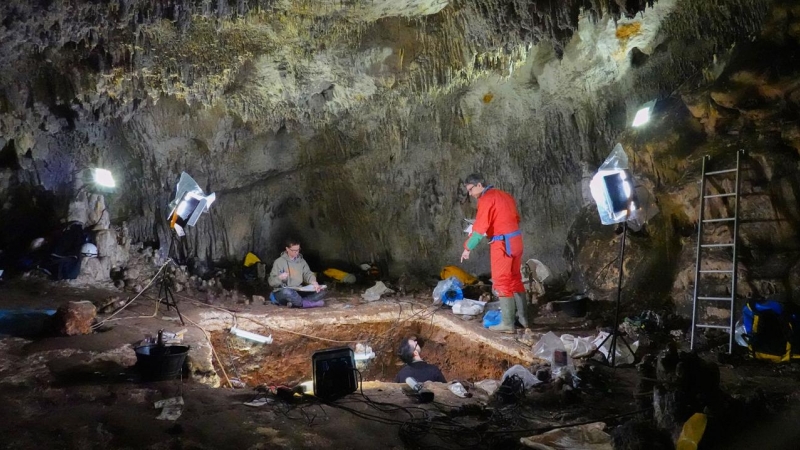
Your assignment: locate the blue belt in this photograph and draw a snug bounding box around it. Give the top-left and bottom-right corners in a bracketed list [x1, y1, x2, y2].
[489, 230, 521, 256]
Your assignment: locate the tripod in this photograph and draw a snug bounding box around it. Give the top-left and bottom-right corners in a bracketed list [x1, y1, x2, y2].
[597, 215, 636, 367]
[156, 233, 185, 325]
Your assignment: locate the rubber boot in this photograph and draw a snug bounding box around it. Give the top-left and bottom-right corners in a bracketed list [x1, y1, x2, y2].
[514, 292, 532, 328]
[302, 299, 324, 308]
[488, 297, 516, 333]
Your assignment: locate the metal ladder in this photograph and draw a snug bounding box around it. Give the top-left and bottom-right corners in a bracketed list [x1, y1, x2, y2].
[690, 150, 744, 353]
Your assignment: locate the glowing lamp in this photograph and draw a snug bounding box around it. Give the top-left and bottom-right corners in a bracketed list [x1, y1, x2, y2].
[92, 168, 116, 188]
[632, 100, 655, 127]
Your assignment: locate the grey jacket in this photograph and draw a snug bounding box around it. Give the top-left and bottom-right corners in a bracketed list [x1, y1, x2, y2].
[268, 252, 317, 288]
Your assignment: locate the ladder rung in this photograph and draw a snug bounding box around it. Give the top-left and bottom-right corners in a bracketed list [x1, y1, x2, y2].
[701, 243, 734, 248]
[702, 218, 735, 223]
[705, 168, 737, 176]
[697, 296, 734, 301]
[696, 324, 731, 330]
[699, 270, 734, 274]
[704, 193, 737, 199]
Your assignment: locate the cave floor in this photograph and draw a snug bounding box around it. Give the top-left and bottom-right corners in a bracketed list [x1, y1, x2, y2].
[1, 280, 800, 449]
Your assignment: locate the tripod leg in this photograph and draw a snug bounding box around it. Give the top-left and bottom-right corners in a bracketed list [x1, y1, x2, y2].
[165, 286, 184, 325]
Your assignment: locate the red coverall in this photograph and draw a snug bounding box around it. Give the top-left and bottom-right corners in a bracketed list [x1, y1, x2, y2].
[464, 187, 525, 297]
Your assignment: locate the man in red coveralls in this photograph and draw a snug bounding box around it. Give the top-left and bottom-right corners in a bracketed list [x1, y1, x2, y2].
[460, 174, 530, 332]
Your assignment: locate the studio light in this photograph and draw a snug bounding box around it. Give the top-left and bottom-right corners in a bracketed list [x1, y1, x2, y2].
[632, 100, 656, 127]
[589, 144, 641, 225]
[167, 172, 216, 237]
[92, 168, 116, 188]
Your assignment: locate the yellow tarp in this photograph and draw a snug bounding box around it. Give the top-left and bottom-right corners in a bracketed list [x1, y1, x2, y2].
[440, 266, 478, 285]
[243, 252, 261, 267]
[324, 268, 356, 284]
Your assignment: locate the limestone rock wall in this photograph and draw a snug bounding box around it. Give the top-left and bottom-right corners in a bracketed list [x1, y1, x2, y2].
[567, 2, 800, 314]
[0, 0, 787, 313]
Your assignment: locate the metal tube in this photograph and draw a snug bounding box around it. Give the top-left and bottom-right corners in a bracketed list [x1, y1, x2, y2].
[729, 150, 744, 353]
[691, 156, 709, 350]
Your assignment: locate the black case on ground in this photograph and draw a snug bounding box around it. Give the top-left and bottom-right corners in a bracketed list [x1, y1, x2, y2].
[312, 346, 357, 399]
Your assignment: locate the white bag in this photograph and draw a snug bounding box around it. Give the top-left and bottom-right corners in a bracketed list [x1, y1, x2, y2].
[560, 334, 598, 359]
[452, 299, 486, 316]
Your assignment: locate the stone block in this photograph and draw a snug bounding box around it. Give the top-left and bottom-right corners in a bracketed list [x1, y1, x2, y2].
[77, 256, 111, 282]
[95, 230, 129, 268]
[54, 301, 96, 336]
[123, 267, 140, 280]
[95, 230, 116, 257]
[67, 199, 89, 224]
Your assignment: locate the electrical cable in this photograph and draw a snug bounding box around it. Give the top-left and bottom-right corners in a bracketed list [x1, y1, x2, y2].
[173, 311, 234, 389]
[91, 260, 170, 329]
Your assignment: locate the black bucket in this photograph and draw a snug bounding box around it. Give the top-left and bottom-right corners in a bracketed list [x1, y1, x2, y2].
[552, 296, 588, 318]
[134, 344, 190, 381]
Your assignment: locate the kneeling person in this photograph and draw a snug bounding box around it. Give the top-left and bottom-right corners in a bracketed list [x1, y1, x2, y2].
[394, 336, 446, 383]
[268, 238, 326, 308]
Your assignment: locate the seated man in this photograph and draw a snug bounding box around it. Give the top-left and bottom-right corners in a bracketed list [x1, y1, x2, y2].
[268, 238, 325, 308]
[394, 336, 446, 383]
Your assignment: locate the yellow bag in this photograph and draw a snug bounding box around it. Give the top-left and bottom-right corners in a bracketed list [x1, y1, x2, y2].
[676, 413, 707, 450]
[323, 268, 356, 284]
[243, 252, 261, 267]
[440, 266, 478, 285]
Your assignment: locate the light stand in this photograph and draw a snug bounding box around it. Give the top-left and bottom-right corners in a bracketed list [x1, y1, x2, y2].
[156, 232, 184, 325]
[157, 171, 215, 325]
[595, 209, 637, 368]
[589, 144, 656, 368]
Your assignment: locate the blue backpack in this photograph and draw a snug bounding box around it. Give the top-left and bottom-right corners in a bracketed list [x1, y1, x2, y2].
[742, 299, 800, 362]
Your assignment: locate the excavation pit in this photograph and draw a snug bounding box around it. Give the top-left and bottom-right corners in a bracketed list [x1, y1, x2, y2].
[208, 310, 533, 386]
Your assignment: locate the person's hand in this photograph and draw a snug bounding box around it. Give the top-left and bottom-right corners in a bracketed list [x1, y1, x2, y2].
[460, 249, 470, 262]
[312, 282, 321, 292]
[278, 272, 289, 281]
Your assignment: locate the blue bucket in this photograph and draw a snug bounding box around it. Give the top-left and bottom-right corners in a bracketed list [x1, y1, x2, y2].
[442, 287, 464, 307]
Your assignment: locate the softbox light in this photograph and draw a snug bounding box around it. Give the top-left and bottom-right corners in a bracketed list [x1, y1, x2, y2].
[589, 144, 657, 229]
[167, 172, 216, 237]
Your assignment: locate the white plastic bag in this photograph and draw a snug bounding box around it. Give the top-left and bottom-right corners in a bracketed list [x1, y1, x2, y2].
[501, 365, 542, 390]
[520, 422, 612, 449]
[361, 281, 394, 302]
[532, 331, 566, 365]
[734, 319, 748, 347]
[560, 334, 598, 358]
[591, 331, 638, 366]
[475, 379, 500, 396]
[452, 299, 487, 316]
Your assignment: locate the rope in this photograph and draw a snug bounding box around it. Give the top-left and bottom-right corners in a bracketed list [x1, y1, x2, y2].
[91, 261, 170, 329]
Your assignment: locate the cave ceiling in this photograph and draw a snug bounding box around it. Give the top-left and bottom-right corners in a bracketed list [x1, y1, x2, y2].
[0, 0, 657, 133]
[0, 0, 779, 277]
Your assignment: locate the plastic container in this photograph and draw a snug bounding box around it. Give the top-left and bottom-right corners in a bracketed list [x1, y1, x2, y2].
[134, 344, 190, 381]
[442, 286, 464, 306]
[433, 276, 464, 306]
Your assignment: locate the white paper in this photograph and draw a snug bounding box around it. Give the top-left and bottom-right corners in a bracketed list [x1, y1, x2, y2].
[157, 405, 183, 421]
[154, 396, 184, 408]
[288, 285, 327, 292]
